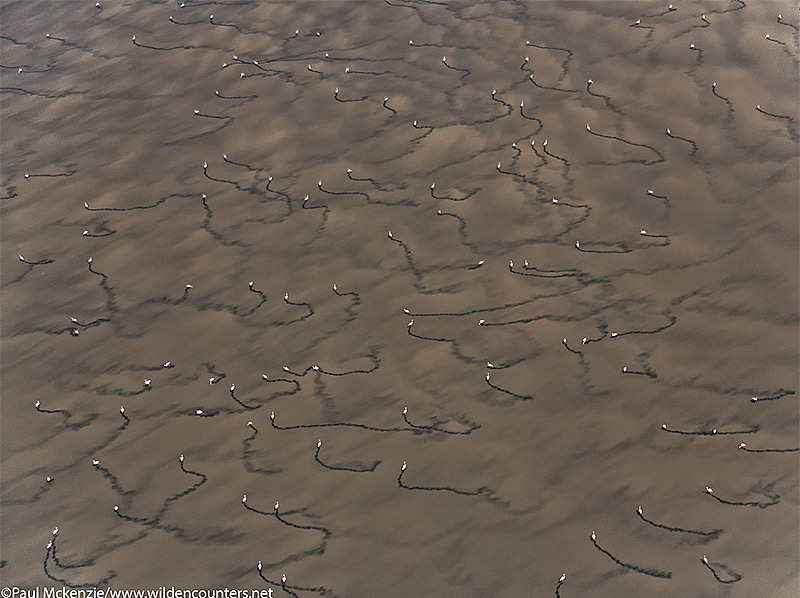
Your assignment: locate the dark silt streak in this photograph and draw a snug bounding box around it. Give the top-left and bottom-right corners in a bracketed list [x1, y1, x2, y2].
[530, 139, 548, 164]
[280, 353, 379, 378]
[737, 443, 800, 453]
[341, 66, 393, 76]
[168, 16, 207, 26]
[93, 461, 135, 499]
[431, 183, 477, 202]
[561, 338, 583, 357]
[750, 390, 795, 403]
[402, 289, 571, 319]
[43, 536, 116, 589]
[312, 351, 380, 376]
[490, 89, 514, 117]
[541, 140, 569, 165]
[332, 283, 361, 322]
[160, 456, 209, 515]
[441, 56, 471, 78]
[387, 232, 432, 294]
[645, 189, 668, 201]
[484, 373, 533, 402]
[383, 98, 397, 116]
[82, 227, 116, 238]
[660, 423, 759, 436]
[495, 161, 545, 195]
[586, 80, 625, 118]
[513, 260, 583, 279]
[201, 161, 255, 194]
[44, 32, 112, 60]
[243, 63, 296, 81]
[478, 310, 578, 329]
[243, 498, 332, 562]
[256, 569, 299, 598]
[397, 462, 487, 497]
[602, 313, 678, 339]
[574, 240, 632, 254]
[314, 440, 380, 473]
[200, 193, 247, 247]
[524, 39, 574, 85]
[22, 168, 76, 179]
[242, 424, 283, 476]
[0, 34, 35, 48]
[131, 36, 207, 51]
[318, 179, 411, 208]
[528, 72, 579, 94]
[208, 15, 244, 33]
[686, 44, 704, 78]
[589, 532, 672, 579]
[636, 506, 723, 539]
[666, 127, 699, 155]
[0, 182, 17, 200]
[110, 504, 209, 542]
[711, 82, 734, 117]
[585, 125, 665, 165]
[519, 101, 543, 132]
[435, 208, 475, 252]
[301, 193, 331, 233]
[280, 364, 317, 377]
[228, 384, 260, 411]
[755, 103, 799, 142]
[704, 486, 781, 509]
[755, 104, 793, 121]
[411, 119, 436, 142]
[261, 374, 301, 397]
[16, 255, 54, 266]
[222, 153, 261, 173]
[402, 407, 480, 435]
[83, 193, 195, 212]
[269, 411, 425, 435]
[777, 14, 800, 33]
[283, 292, 315, 323]
[4, 63, 55, 74]
[621, 367, 656, 379]
[333, 87, 368, 102]
[701, 556, 742, 584]
[406, 320, 484, 366]
[347, 168, 406, 193]
[541, 139, 576, 195]
[253, 536, 332, 583]
[0, 86, 86, 100]
[215, 89, 259, 100]
[256, 178, 294, 224]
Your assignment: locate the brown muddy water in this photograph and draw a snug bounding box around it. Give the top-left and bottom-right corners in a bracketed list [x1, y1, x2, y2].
[1, 1, 798, 596]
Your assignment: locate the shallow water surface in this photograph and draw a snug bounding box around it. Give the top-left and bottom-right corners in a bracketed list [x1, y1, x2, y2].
[1, 1, 798, 596]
